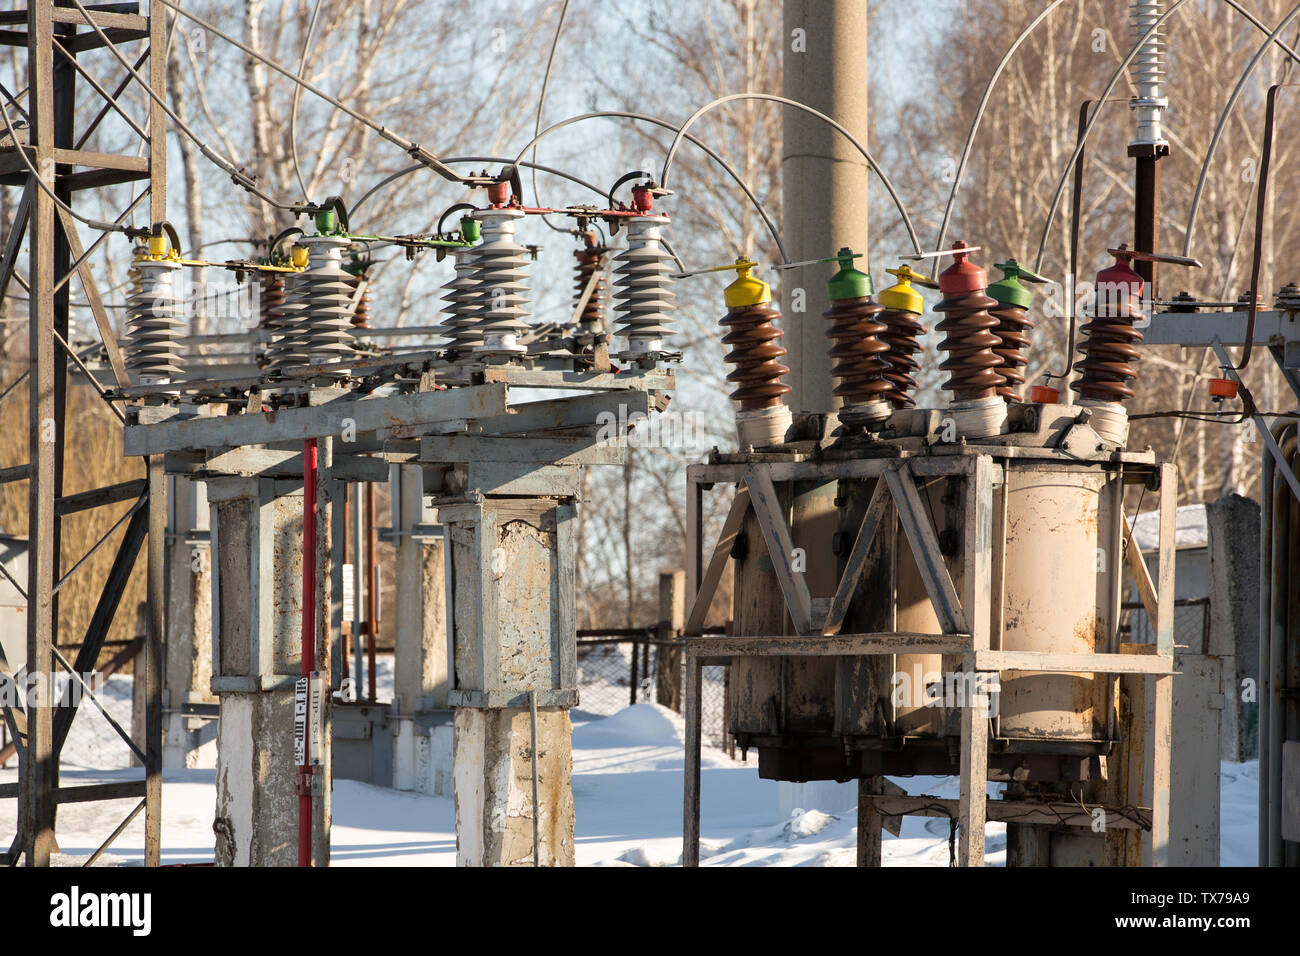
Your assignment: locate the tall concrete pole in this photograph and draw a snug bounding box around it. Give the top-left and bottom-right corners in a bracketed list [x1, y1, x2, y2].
[782, 0, 870, 414]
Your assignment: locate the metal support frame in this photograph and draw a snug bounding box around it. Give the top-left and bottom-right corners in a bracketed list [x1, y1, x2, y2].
[681, 450, 1176, 867]
[1, 0, 165, 868]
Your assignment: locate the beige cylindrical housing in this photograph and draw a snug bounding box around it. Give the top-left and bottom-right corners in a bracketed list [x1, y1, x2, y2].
[997, 467, 1118, 741]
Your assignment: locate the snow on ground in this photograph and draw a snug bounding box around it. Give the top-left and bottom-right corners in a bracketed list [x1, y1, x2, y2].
[0, 680, 1261, 866]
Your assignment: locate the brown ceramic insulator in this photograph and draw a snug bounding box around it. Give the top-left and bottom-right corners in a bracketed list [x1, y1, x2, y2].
[824, 296, 891, 406]
[991, 302, 1033, 401]
[259, 273, 284, 329]
[573, 241, 608, 331]
[345, 271, 372, 328]
[934, 290, 1004, 402]
[1071, 292, 1144, 403]
[721, 302, 791, 410]
[879, 306, 926, 408]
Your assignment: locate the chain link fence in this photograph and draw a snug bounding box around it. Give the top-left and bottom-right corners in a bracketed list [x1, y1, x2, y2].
[1122, 596, 1211, 651]
[575, 634, 729, 749]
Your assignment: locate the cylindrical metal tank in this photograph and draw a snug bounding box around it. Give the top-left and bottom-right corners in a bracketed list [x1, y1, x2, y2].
[726, 451, 1126, 778]
[997, 466, 1118, 741]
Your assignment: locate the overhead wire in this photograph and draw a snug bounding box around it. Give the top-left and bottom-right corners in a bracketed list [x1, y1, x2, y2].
[531, 0, 573, 235]
[1031, 0, 1192, 273]
[156, 0, 473, 186]
[289, 0, 325, 202]
[655, 92, 921, 257]
[505, 109, 787, 262]
[1180, 2, 1300, 260]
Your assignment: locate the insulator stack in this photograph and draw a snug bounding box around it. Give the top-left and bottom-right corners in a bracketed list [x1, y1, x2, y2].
[935, 243, 1003, 403]
[826, 299, 890, 404]
[439, 246, 483, 353]
[258, 273, 285, 329]
[1071, 246, 1148, 409]
[1071, 289, 1144, 404]
[877, 264, 934, 409]
[719, 258, 791, 448]
[612, 214, 675, 359]
[1129, 0, 1167, 147]
[470, 207, 529, 356]
[723, 303, 790, 408]
[265, 233, 355, 377]
[822, 248, 890, 425]
[987, 259, 1041, 402]
[573, 233, 608, 335]
[124, 251, 184, 385]
[989, 301, 1031, 400]
[346, 270, 372, 328]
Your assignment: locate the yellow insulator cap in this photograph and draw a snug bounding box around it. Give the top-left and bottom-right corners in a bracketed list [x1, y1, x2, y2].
[291, 245, 310, 269]
[724, 257, 770, 309]
[146, 234, 171, 259]
[879, 264, 936, 314]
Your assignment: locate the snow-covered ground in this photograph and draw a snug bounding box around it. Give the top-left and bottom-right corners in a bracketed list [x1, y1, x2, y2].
[0, 676, 1260, 866]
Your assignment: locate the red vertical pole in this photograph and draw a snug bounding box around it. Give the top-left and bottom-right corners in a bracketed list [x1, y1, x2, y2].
[298, 438, 317, 867]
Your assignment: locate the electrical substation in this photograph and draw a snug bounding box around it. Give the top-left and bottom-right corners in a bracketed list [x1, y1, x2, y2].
[0, 0, 1294, 886]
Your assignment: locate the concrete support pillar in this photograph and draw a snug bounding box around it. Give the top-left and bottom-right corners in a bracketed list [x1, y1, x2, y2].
[654, 569, 685, 711]
[163, 475, 215, 768]
[391, 464, 452, 795]
[1207, 493, 1261, 761]
[441, 486, 580, 867]
[453, 706, 574, 866]
[207, 473, 332, 867]
[782, 0, 870, 414]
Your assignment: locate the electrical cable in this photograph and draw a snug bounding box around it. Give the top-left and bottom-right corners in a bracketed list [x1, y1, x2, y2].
[1180, 2, 1300, 259]
[932, 0, 1070, 265]
[531, 0, 572, 235]
[506, 109, 787, 261]
[156, 0, 472, 186]
[66, 0, 300, 212]
[656, 92, 921, 256]
[0, 95, 134, 234]
[289, 0, 325, 202]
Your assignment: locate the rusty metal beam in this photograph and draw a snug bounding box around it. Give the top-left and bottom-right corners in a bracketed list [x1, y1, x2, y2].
[745, 465, 813, 634]
[823, 476, 893, 636]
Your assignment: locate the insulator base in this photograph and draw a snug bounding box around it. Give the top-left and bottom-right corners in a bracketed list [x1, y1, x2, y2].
[736, 404, 792, 450]
[837, 399, 892, 430]
[947, 396, 1008, 440]
[1079, 399, 1129, 448]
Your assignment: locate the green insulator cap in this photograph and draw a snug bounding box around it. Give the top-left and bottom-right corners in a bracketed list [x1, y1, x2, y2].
[826, 247, 873, 301]
[314, 208, 338, 235]
[988, 258, 1035, 309]
[459, 217, 481, 243]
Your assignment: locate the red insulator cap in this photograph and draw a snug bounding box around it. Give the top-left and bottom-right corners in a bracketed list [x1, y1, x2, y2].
[1097, 245, 1144, 298]
[486, 181, 510, 206]
[938, 241, 987, 295]
[632, 184, 653, 212]
[1029, 384, 1060, 404]
[1208, 378, 1238, 399]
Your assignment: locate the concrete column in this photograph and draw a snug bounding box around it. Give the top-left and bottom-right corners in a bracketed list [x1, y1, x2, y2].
[163, 475, 215, 768]
[782, 0, 870, 414]
[391, 464, 452, 795]
[207, 474, 332, 867]
[453, 706, 574, 866]
[441, 489, 580, 866]
[1207, 493, 1261, 761]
